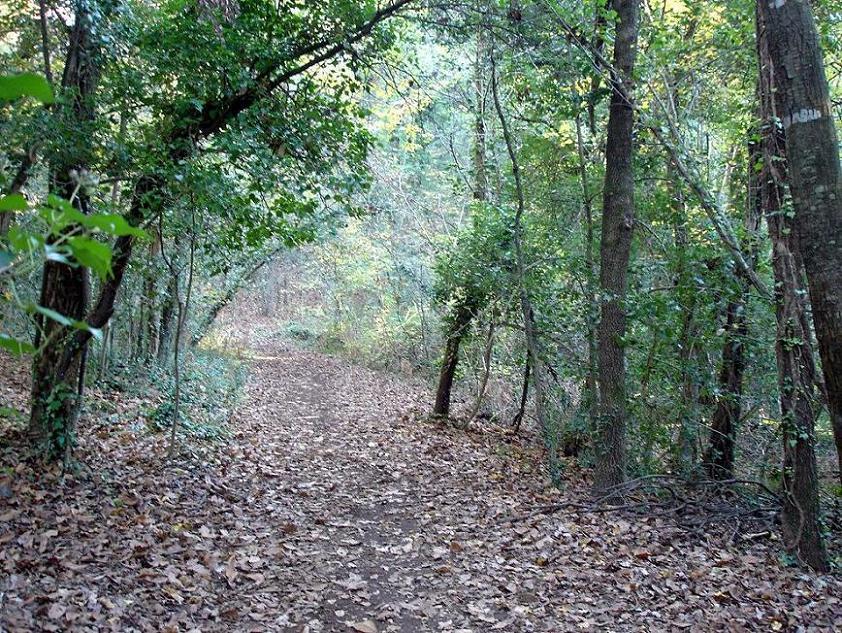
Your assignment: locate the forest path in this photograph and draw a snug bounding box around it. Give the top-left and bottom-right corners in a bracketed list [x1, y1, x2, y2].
[194, 345, 839, 632]
[1, 344, 840, 632]
[223, 346, 540, 632]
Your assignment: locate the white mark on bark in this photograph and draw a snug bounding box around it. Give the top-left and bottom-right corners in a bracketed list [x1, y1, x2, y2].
[768, 0, 786, 8]
[782, 108, 822, 129]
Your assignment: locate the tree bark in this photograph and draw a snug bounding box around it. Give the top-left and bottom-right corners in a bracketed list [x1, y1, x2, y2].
[511, 350, 530, 432]
[758, 0, 842, 491]
[29, 2, 100, 457]
[704, 286, 748, 479]
[756, 6, 829, 571]
[593, 0, 639, 492]
[158, 274, 178, 364]
[433, 305, 473, 418]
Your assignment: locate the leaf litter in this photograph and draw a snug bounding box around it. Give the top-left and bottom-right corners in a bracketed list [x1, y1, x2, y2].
[1, 344, 840, 632]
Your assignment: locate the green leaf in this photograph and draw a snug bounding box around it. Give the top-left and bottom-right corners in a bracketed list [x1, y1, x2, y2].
[40, 196, 86, 232]
[0, 73, 54, 104]
[81, 214, 146, 237]
[0, 194, 27, 212]
[33, 305, 74, 327]
[8, 227, 43, 253]
[0, 333, 35, 356]
[30, 305, 101, 339]
[67, 236, 112, 278]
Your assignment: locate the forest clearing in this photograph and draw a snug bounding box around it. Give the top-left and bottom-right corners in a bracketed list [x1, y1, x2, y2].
[2, 0, 842, 630]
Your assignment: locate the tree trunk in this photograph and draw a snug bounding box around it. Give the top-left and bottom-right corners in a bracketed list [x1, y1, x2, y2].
[29, 257, 89, 456]
[28, 2, 100, 458]
[704, 135, 762, 479]
[490, 50, 557, 483]
[756, 7, 829, 571]
[704, 289, 748, 479]
[466, 313, 495, 424]
[670, 171, 701, 476]
[143, 236, 162, 362]
[433, 305, 472, 418]
[593, 0, 639, 491]
[575, 115, 599, 437]
[158, 274, 177, 364]
[433, 19, 489, 420]
[511, 351, 530, 432]
[190, 253, 278, 346]
[472, 12, 488, 202]
[758, 0, 842, 490]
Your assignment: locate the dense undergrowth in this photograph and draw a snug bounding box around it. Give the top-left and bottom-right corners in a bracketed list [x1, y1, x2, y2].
[0, 348, 247, 453]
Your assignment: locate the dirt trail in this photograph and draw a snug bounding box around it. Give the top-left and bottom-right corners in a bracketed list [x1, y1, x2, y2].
[1, 345, 840, 632]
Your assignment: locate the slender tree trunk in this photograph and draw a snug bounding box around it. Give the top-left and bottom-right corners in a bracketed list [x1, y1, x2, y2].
[467, 312, 495, 424]
[490, 51, 557, 481]
[587, 5, 607, 136]
[575, 115, 599, 435]
[511, 351, 531, 432]
[433, 19, 489, 419]
[190, 254, 278, 346]
[143, 236, 162, 362]
[704, 288, 748, 478]
[168, 206, 197, 459]
[433, 305, 472, 418]
[0, 150, 37, 236]
[593, 0, 639, 491]
[158, 274, 177, 364]
[704, 137, 761, 479]
[472, 12, 488, 203]
[756, 8, 829, 571]
[758, 0, 842, 490]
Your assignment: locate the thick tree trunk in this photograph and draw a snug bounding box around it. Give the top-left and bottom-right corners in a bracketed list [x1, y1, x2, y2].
[593, 0, 639, 491]
[29, 256, 89, 455]
[758, 0, 842, 490]
[756, 7, 829, 571]
[28, 3, 99, 457]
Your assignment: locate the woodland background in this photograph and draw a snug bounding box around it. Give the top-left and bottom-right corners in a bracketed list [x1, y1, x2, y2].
[1, 0, 842, 610]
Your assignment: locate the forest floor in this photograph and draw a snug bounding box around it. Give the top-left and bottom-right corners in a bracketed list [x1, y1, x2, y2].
[1, 328, 841, 631]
